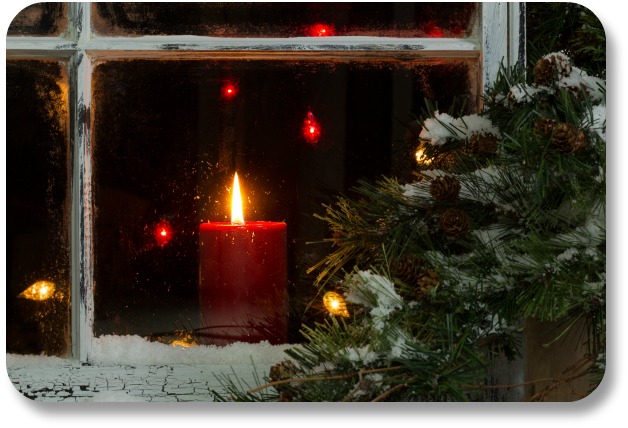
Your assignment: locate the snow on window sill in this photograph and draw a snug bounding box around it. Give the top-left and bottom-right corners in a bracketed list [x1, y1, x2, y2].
[7, 335, 294, 368]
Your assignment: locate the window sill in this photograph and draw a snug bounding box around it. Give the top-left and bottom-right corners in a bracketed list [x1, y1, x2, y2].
[6, 336, 293, 402]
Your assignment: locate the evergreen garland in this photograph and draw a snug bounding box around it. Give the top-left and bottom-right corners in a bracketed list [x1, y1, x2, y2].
[212, 6, 607, 400]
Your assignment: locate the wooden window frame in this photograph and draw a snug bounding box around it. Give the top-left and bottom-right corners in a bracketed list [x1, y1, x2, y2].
[5, 2, 524, 363]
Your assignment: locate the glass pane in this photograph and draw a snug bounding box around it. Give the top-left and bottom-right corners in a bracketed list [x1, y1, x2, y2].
[92, 58, 477, 345]
[92, 2, 477, 38]
[6, 60, 71, 356]
[7, 2, 68, 36]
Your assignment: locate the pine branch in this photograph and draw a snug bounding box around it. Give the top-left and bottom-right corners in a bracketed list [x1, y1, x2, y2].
[247, 365, 404, 394]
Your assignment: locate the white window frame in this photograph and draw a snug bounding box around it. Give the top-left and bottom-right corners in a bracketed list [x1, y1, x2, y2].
[5, 2, 524, 363]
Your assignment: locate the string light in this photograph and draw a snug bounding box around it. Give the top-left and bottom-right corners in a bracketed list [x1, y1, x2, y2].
[303, 111, 321, 144]
[309, 24, 335, 37]
[425, 22, 444, 38]
[170, 338, 197, 348]
[18, 281, 56, 301]
[222, 82, 238, 99]
[415, 147, 432, 165]
[154, 220, 173, 247]
[323, 291, 350, 317]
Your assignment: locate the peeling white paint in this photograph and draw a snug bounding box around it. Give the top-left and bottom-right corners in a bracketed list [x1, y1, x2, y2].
[7, 360, 270, 402]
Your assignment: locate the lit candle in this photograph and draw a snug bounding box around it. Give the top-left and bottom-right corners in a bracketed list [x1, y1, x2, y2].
[199, 172, 288, 346]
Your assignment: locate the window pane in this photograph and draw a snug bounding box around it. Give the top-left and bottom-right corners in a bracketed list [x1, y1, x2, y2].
[92, 58, 477, 344]
[7, 2, 68, 36]
[6, 60, 71, 356]
[92, 2, 477, 38]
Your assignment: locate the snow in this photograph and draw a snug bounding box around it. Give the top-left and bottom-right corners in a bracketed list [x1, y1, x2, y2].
[472, 227, 508, 249]
[402, 181, 430, 200]
[558, 66, 605, 102]
[345, 270, 403, 331]
[6, 353, 78, 368]
[346, 270, 402, 314]
[556, 247, 579, 262]
[390, 333, 410, 359]
[509, 84, 548, 103]
[92, 335, 294, 365]
[7, 335, 295, 368]
[506, 53, 606, 110]
[419, 111, 459, 145]
[419, 112, 500, 146]
[552, 210, 605, 248]
[542, 51, 572, 71]
[590, 104, 606, 142]
[344, 346, 379, 366]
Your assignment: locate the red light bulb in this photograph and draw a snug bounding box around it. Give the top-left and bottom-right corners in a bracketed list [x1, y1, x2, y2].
[221, 82, 238, 99]
[154, 220, 173, 247]
[309, 24, 335, 37]
[425, 22, 444, 38]
[302, 111, 321, 144]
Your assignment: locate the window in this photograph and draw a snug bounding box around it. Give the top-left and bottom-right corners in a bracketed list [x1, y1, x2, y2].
[5, 2, 523, 362]
[6, 59, 71, 356]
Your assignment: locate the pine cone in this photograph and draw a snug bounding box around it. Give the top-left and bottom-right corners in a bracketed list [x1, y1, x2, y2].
[440, 208, 470, 237]
[393, 255, 426, 285]
[533, 53, 572, 86]
[465, 132, 498, 155]
[429, 175, 461, 201]
[533, 59, 556, 86]
[269, 360, 298, 393]
[435, 152, 459, 172]
[551, 123, 588, 153]
[417, 269, 439, 297]
[564, 84, 592, 101]
[534, 116, 557, 138]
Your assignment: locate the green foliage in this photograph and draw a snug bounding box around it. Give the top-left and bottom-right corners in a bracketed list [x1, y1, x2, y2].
[213, 8, 606, 402]
[272, 52, 604, 401]
[526, 2, 606, 77]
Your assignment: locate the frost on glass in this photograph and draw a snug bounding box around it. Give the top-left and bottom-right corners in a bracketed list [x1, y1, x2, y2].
[91, 58, 477, 344]
[92, 2, 477, 38]
[6, 60, 71, 356]
[7, 2, 68, 36]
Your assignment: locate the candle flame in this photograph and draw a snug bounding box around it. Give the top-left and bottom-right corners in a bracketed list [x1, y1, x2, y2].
[231, 172, 245, 225]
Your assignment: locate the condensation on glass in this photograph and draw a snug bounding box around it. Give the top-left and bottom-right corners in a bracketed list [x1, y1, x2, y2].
[7, 2, 68, 36]
[91, 58, 478, 343]
[92, 2, 478, 38]
[6, 60, 71, 356]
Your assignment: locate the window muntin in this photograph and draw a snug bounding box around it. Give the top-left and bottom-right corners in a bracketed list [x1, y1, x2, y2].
[92, 2, 478, 38]
[6, 59, 71, 356]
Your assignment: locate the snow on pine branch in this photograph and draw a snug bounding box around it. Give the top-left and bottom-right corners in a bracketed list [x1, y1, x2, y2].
[509, 83, 548, 103]
[585, 103, 606, 143]
[558, 66, 605, 103]
[345, 270, 403, 331]
[401, 166, 521, 216]
[506, 52, 605, 106]
[419, 112, 501, 146]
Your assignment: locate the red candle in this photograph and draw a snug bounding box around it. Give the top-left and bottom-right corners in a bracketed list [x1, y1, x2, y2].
[199, 173, 288, 346]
